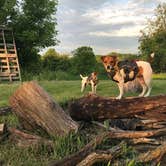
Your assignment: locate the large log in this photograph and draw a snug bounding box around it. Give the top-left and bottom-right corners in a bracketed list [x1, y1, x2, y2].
[9, 81, 78, 137]
[69, 94, 166, 121]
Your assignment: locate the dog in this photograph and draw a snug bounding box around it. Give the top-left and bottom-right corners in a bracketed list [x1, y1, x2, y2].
[101, 53, 154, 99]
[80, 72, 98, 94]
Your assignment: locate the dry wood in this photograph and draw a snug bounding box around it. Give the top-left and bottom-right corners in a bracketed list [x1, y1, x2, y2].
[77, 142, 125, 166]
[49, 132, 109, 166]
[8, 127, 53, 148]
[69, 94, 166, 121]
[130, 138, 160, 145]
[136, 141, 166, 164]
[50, 128, 166, 166]
[9, 81, 78, 137]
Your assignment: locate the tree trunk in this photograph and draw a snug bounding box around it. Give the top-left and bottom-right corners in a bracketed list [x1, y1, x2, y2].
[69, 94, 166, 121]
[9, 81, 78, 137]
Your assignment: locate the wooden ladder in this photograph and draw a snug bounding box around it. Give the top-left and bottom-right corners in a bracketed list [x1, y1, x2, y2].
[0, 27, 21, 82]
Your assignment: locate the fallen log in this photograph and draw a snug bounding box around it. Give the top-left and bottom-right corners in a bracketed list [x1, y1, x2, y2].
[8, 127, 53, 149]
[9, 81, 78, 137]
[77, 141, 125, 166]
[69, 94, 166, 121]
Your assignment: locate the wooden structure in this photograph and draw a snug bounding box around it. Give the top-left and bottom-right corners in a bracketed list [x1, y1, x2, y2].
[0, 26, 21, 81]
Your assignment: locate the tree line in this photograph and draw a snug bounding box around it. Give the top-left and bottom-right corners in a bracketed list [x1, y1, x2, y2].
[0, 1, 165, 80]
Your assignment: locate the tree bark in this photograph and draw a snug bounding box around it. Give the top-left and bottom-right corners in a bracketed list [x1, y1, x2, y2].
[9, 81, 78, 137]
[8, 127, 53, 149]
[77, 142, 125, 166]
[136, 141, 166, 163]
[69, 94, 166, 121]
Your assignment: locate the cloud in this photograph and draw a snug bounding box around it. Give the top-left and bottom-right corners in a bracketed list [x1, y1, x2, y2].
[53, 0, 164, 54]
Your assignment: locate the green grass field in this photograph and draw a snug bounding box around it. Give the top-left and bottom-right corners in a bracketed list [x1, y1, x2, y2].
[0, 79, 166, 165]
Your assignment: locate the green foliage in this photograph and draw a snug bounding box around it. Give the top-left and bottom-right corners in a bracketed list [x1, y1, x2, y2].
[139, 3, 166, 72]
[0, 0, 17, 25]
[42, 48, 71, 72]
[71, 46, 97, 75]
[0, 0, 58, 72]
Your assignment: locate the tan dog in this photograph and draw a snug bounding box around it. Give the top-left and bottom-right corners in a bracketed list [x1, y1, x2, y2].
[101, 53, 154, 99]
[80, 72, 98, 94]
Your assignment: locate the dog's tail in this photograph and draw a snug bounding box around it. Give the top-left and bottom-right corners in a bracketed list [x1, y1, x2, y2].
[148, 52, 155, 63]
[80, 74, 84, 79]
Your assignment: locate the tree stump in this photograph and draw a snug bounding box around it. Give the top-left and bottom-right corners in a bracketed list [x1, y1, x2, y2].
[69, 94, 166, 121]
[9, 81, 78, 137]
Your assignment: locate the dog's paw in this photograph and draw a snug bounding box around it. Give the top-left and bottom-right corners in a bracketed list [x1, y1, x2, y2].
[138, 94, 144, 97]
[116, 96, 122, 99]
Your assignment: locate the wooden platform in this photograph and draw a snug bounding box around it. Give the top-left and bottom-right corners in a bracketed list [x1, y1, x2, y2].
[0, 26, 21, 81]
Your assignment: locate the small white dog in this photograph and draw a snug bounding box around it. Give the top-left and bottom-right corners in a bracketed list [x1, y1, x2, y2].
[80, 72, 98, 94]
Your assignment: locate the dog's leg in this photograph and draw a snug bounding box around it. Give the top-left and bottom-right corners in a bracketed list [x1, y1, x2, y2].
[81, 82, 85, 92]
[91, 83, 96, 94]
[94, 85, 97, 94]
[116, 82, 124, 99]
[139, 84, 147, 97]
[144, 86, 152, 97]
[137, 77, 147, 97]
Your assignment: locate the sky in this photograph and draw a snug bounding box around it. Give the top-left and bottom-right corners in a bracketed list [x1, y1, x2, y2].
[50, 0, 165, 55]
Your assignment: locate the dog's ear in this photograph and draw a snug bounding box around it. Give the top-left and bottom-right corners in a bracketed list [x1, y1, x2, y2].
[80, 74, 83, 79]
[93, 72, 98, 76]
[101, 56, 106, 62]
[112, 55, 118, 61]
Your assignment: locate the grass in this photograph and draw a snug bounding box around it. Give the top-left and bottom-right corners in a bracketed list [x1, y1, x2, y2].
[0, 78, 166, 165]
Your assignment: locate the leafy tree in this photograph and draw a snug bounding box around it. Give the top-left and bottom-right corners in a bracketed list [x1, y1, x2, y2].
[71, 46, 97, 75]
[0, 0, 58, 72]
[139, 3, 166, 72]
[0, 0, 17, 25]
[42, 48, 71, 72]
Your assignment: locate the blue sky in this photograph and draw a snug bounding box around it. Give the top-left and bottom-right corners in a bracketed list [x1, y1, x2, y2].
[51, 0, 165, 55]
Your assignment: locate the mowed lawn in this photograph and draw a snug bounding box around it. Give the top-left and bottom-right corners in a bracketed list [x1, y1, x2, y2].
[0, 79, 166, 107]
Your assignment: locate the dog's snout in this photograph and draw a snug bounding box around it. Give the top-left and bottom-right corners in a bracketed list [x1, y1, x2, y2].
[107, 65, 111, 70]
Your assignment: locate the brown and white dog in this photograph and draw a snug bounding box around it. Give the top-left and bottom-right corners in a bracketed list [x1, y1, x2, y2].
[80, 72, 98, 94]
[101, 53, 154, 99]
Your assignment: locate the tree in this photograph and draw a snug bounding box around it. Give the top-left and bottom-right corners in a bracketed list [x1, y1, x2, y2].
[139, 3, 166, 72]
[71, 46, 97, 75]
[1, 0, 58, 72]
[42, 48, 71, 72]
[0, 0, 17, 25]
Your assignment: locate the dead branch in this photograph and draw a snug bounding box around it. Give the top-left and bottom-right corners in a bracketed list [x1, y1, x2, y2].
[8, 127, 53, 149]
[77, 142, 125, 166]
